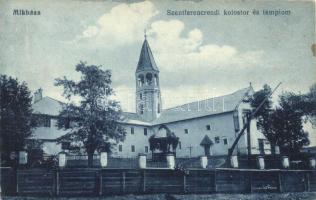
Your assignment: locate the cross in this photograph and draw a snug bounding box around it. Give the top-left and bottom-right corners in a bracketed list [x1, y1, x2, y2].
[144, 29, 147, 39]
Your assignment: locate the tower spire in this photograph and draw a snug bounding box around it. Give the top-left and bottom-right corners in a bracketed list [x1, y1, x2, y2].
[136, 34, 159, 72]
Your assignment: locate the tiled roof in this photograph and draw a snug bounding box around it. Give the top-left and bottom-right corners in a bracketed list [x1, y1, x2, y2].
[120, 112, 151, 126]
[32, 87, 252, 126]
[151, 86, 253, 125]
[32, 96, 64, 116]
[136, 39, 159, 72]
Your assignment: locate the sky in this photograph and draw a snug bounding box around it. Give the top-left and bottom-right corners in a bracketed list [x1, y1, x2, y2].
[0, 0, 315, 113]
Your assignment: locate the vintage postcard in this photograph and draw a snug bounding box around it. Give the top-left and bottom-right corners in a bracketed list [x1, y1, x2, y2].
[0, 0, 316, 199]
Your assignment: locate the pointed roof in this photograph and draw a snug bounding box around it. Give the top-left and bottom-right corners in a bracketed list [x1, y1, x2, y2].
[136, 38, 159, 72]
[200, 135, 213, 146]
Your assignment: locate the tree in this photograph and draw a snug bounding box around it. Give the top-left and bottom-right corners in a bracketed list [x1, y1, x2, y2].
[250, 84, 278, 151]
[0, 75, 34, 165]
[55, 62, 126, 167]
[251, 85, 309, 154]
[286, 83, 316, 127]
[269, 94, 309, 154]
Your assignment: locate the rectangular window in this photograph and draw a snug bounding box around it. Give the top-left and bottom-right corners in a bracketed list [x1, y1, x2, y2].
[158, 103, 160, 113]
[131, 145, 135, 152]
[178, 142, 182, 149]
[119, 145, 122, 152]
[145, 146, 148, 153]
[144, 128, 147, 136]
[206, 125, 211, 130]
[184, 129, 189, 134]
[215, 137, 220, 144]
[131, 127, 134, 134]
[140, 104, 144, 114]
[140, 93, 143, 100]
[44, 116, 51, 127]
[223, 138, 228, 145]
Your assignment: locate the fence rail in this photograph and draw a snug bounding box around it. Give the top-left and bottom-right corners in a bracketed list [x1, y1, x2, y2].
[1, 167, 316, 196]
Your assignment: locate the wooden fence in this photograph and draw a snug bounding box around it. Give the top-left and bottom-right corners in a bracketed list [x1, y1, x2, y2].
[1, 168, 316, 196]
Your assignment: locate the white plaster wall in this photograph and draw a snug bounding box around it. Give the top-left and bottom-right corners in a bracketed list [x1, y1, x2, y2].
[32, 119, 68, 140]
[32, 118, 67, 155]
[151, 112, 237, 157]
[113, 124, 153, 158]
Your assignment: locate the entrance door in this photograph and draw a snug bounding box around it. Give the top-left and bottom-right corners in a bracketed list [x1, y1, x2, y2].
[204, 145, 210, 156]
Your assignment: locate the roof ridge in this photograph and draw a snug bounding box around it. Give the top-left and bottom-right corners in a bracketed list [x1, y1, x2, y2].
[162, 86, 251, 112]
[45, 96, 65, 104]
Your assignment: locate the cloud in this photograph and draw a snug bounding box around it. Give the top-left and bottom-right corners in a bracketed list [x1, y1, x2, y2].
[74, 6, 265, 111]
[147, 20, 264, 75]
[77, 1, 158, 46]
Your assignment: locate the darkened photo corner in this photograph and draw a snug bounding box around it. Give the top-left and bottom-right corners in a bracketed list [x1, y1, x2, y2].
[0, 0, 315, 199]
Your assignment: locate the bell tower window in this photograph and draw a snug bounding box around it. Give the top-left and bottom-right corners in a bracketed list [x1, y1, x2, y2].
[154, 74, 158, 86]
[138, 74, 144, 87]
[146, 73, 153, 85]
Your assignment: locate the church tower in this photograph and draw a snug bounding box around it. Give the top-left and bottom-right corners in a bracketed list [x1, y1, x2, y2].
[135, 35, 162, 121]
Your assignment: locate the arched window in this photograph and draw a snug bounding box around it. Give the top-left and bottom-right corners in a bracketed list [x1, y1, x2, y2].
[138, 74, 144, 87]
[146, 73, 153, 85]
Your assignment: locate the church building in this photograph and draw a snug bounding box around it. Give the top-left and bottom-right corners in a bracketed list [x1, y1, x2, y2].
[30, 36, 271, 158]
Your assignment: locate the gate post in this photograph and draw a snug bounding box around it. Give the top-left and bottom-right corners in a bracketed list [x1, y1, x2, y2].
[100, 152, 108, 168]
[200, 156, 208, 169]
[281, 156, 290, 169]
[256, 156, 265, 170]
[58, 152, 66, 168]
[166, 153, 175, 169]
[309, 157, 316, 169]
[230, 155, 238, 168]
[138, 154, 147, 169]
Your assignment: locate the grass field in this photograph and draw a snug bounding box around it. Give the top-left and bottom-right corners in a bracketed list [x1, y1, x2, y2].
[2, 192, 316, 200]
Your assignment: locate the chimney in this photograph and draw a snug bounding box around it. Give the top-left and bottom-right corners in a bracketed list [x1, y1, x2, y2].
[34, 88, 43, 103]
